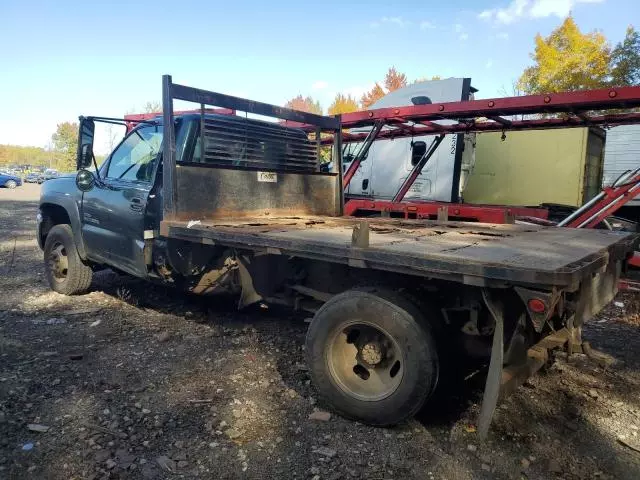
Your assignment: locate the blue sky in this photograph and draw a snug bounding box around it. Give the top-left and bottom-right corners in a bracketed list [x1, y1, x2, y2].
[0, 0, 637, 151]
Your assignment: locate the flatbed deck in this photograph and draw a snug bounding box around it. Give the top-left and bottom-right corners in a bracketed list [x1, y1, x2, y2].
[161, 216, 637, 288]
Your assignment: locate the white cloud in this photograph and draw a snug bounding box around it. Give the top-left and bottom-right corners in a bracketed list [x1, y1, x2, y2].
[496, 32, 509, 40]
[478, 0, 605, 24]
[312, 80, 328, 91]
[454, 23, 464, 33]
[530, 0, 604, 18]
[420, 20, 436, 30]
[371, 16, 410, 28]
[459, 33, 469, 41]
[485, 59, 494, 68]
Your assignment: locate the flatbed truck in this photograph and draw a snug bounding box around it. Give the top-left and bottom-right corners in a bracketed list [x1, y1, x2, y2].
[38, 76, 637, 437]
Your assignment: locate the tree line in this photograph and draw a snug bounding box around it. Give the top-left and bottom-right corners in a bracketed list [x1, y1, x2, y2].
[284, 68, 442, 116]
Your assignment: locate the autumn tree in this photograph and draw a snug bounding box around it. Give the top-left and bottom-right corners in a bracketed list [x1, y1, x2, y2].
[361, 67, 411, 108]
[610, 25, 640, 86]
[518, 16, 610, 93]
[360, 83, 386, 109]
[384, 67, 408, 91]
[51, 122, 78, 172]
[284, 95, 323, 114]
[328, 93, 359, 115]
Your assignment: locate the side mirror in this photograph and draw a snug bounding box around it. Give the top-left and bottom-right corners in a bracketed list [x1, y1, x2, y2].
[76, 117, 95, 170]
[75, 169, 95, 192]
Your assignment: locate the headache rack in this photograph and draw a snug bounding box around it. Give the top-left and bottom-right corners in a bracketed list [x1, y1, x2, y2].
[161, 75, 343, 221]
[195, 114, 320, 172]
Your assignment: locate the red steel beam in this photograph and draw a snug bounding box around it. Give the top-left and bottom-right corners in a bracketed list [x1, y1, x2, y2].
[124, 108, 235, 132]
[342, 157, 362, 189]
[339, 86, 640, 127]
[344, 199, 549, 223]
[564, 180, 640, 229]
[323, 112, 640, 144]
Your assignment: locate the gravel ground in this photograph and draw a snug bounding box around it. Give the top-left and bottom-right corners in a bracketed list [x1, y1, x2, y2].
[1, 183, 640, 479]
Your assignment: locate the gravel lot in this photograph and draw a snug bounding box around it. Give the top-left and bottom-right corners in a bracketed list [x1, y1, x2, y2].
[1, 183, 640, 479]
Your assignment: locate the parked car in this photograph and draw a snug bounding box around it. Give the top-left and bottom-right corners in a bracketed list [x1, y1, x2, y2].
[42, 169, 59, 181]
[0, 172, 23, 188]
[25, 173, 44, 184]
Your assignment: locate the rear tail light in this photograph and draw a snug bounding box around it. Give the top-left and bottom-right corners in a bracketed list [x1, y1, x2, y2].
[528, 298, 546, 313]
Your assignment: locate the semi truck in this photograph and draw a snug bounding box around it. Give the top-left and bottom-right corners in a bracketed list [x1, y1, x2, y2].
[344, 78, 477, 203]
[37, 75, 637, 437]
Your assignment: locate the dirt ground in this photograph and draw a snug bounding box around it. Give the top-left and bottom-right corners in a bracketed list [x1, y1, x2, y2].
[1, 183, 640, 480]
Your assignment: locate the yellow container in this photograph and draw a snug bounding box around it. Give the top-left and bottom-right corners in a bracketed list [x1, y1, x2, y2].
[463, 127, 605, 207]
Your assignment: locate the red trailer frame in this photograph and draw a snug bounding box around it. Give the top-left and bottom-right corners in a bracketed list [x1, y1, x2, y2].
[312, 86, 640, 224]
[124, 108, 235, 132]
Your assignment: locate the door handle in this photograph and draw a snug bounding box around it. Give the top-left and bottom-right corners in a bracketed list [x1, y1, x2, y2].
[130, 197, 143, 212]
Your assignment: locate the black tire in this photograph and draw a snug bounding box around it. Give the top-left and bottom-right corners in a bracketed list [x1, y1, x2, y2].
[306, 288, 440, 426]
[43, 224, 93, 295]
[5, 180, 17, 189]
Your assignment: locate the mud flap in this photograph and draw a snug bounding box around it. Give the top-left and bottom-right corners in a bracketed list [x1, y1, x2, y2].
[478, 288, 504, 440]
[237, 256, 262, 309]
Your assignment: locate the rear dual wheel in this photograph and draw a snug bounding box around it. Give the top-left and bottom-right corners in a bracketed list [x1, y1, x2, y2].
[306, 288, 440, 426]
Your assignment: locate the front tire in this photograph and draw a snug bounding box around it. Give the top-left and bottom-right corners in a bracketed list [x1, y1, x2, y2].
[306, 288, 440, 426]
[5, 180, 17, 189]
[43, 224, 93, 295]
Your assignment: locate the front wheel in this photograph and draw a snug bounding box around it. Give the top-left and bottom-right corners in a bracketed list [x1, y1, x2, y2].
[5, 180, 17, 189]
[43, 224, 93, 295]
[306, 288, 440, 426]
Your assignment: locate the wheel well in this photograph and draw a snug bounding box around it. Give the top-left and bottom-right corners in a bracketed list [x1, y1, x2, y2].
[40, 204, 72, 246]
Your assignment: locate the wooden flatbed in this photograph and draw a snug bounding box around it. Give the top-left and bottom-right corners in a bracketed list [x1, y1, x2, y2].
[161, 215, 636, 288]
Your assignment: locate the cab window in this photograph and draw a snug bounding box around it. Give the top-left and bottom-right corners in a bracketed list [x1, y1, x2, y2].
[106, 125, 163, 182]
[411, 141, 427, 166]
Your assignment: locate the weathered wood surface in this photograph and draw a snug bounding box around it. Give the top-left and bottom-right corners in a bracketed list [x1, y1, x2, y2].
[161, 216, 637, 287]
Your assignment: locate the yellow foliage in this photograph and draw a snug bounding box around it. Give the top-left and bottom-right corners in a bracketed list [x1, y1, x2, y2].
[328, 94, 359, 115]
[518, 16, 610, 93]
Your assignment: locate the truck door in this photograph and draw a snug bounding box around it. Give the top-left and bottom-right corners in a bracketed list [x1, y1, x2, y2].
[343, 141, 373, 197]
[81, 124, 163, 277]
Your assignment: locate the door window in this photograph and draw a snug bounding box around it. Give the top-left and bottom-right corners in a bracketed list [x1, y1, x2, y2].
[106, 125, 164, 182]
[411, 141, 427, 166]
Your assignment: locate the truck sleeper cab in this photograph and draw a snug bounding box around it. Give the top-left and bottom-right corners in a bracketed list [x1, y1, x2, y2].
[37, 76, 638, 437]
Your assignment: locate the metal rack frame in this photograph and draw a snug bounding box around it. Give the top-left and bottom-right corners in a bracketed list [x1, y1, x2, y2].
[160, 74, 343, 220]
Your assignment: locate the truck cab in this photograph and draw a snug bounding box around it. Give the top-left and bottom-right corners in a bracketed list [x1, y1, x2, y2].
[37, 111, 317, 292]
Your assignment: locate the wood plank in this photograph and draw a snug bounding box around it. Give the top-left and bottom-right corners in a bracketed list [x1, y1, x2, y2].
[161, 216, 637, 287]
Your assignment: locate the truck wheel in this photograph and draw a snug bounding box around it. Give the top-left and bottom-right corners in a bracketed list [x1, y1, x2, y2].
[43, 224, 93, 295]
[306, 288, 439, 426]
[5, 180, 17, 189]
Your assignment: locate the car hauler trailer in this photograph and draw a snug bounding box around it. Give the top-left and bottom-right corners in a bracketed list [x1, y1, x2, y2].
[39, 76, 638, 439]
[337, 86, 640, 225]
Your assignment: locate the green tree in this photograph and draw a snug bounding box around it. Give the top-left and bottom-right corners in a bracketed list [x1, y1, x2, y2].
[518, 16, 611, 93]
[610, 25, 640, 86]
[284, 95, 323, 114]
[0, 145, 53, 168]
[51, 122, 78, 172]
[328, 93, 359, 115]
